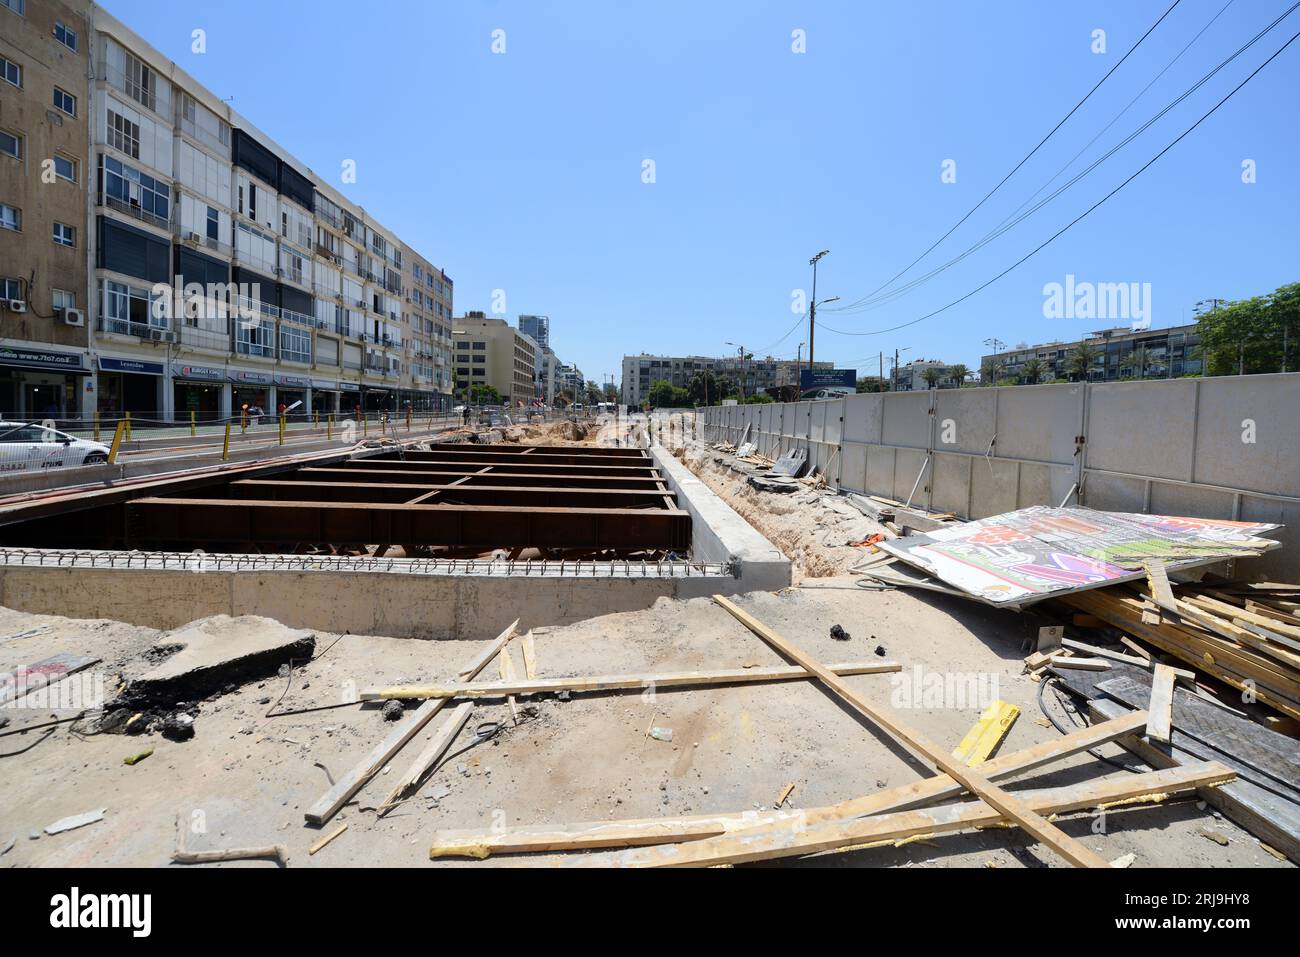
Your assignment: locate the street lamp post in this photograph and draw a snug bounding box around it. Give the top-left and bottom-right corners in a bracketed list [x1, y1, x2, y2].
[808, 250, 829, 371]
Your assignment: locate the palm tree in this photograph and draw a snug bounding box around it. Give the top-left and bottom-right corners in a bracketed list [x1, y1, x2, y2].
[948, 364, 970, 387]
[981, 358, 1005, 386]
[921, 366, 944, 389]
[1123, 346, 1150, 379]
[1064, 342, 1101, 381]
[1020, 358, 1047, 385]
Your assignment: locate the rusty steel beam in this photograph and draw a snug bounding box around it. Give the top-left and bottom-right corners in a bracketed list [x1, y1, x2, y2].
[125, 498, 692, 550]
[383, 449, 651, 468]
[422, 442, 647, 460]
[333, 459, 657, 477]
[227, 480, 676, 509]
[295, 467, 667, 490]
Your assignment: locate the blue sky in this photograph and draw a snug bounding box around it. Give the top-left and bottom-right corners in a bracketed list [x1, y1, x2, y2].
[105, 0, 1299, 383]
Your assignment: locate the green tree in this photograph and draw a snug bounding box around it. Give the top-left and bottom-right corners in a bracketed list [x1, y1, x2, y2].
[1195, 283, 1300, 375]
[1122, 346, 1151, 380]
[646, 379, 690, 408]
[980, 358, 1005, 386]
[921, 367, 943, 389]
[468, 384, 503, 405]
[741, 392, 773, 404]
[1064, 341, 1101, 381]
[1020, 358, 1047, 385]
[948, 364, 970, 387]
[688, 371, 719, 406]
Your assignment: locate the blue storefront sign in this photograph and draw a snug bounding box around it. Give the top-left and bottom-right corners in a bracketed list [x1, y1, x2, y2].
[98, 357, 166, 376]
[1, 346, 88, 374]
[799, 368, 857, 392]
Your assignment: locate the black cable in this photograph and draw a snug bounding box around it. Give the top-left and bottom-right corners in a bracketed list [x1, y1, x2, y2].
[1037, 675, 1141, 774]
[837, 0, 1184, 309]
[808, 28, 1300, 340]
[819, 0, 1292, 324]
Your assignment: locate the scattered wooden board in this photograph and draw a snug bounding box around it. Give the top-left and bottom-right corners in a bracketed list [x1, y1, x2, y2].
[952, 700, 1019, 767]
[1145, 664, 1176, 744]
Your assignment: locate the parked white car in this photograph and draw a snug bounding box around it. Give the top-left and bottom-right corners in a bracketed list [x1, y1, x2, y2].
[0, 421, 112, 473]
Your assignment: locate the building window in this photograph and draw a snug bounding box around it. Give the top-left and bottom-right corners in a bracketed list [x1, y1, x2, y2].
[101, 155, 170, 225]
[54, 21, 78, 51]
[53, 288, 75, 311]
[206, 206, 219, 242]
[0, 204, 19, 231]
[1, 277, 21, 300]
[53, 87, 76, 117]
[279, 324, 311, 364]
[107, 110, 140, 158]
[124, 51, 155, 111]
[101, 279, 164, 332]
[0, 0, 27, 16]
[0, 130, 19, 159]
[0, 55, 19, 88]
[52, 222, 75, 246]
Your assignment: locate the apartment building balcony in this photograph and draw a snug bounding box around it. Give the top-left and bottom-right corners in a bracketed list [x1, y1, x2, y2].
[177, 319, 233, 353]
[316, 206, 340, 230]
[99, 60, 162, 118]
[97, 316, 175, 343]
[173, 222, 232, 258]
[99, 191, 170, 232]
[315, 243, 343, 266]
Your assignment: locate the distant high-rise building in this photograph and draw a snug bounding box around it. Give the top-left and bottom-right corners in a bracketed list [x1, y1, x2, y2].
[519, 314, 550, 352]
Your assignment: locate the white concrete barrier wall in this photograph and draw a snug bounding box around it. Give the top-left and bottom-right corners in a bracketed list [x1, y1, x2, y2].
[700, 372, 1300, 579]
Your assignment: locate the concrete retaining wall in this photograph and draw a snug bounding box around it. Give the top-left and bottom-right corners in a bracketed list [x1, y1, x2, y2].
[702, 373, 1300, 580]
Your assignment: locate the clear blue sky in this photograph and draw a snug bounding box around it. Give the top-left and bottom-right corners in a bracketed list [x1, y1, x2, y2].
[105, 0, 1299, 383]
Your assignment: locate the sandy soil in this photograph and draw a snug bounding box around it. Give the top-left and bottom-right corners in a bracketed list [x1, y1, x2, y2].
[0, 581, 1287, 869]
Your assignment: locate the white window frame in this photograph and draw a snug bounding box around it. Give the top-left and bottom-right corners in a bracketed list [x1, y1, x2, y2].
[52, 154, 77, 183]
[0, 129, 19, 160]
[0, 203, 19, 231]
[53, 87, 76, 117]
[52, 222, 75, 247]
[54, 20, 77, 51]
[0, 55, 20, 88]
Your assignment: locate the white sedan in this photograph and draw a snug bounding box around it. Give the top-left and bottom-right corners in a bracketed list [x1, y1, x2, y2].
[0, 422, 112, 473]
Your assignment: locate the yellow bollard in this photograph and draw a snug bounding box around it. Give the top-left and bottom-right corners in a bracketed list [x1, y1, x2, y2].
[406, 408, 412, 432]
[124, 410, 132, 441]
[107, 419, 127, 465]
[190, 410, 196, 437]
[93, 410, 101, 443]
[327, 414, 333, 440]
[363, 414, 368, 437]
[241, 411, 248, 434]
[314, 411, 319, 429]
[279, 415, 285, 446]
[222, 422, 231, 461]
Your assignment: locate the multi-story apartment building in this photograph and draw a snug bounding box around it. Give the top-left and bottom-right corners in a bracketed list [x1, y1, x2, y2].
[620, 352, 836, 406]
[893, 359, 959, 392]
[980, 323, 1203, 384]
[452, 312, 538, 408]
[0, 0, 92, 419]
[2, 2, 455, 422]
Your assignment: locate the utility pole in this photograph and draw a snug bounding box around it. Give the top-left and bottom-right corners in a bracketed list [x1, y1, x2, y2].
[808, 250, 829, 371]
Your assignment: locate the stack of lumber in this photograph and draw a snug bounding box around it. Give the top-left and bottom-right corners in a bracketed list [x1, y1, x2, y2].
[1062, 580, 1300, 723]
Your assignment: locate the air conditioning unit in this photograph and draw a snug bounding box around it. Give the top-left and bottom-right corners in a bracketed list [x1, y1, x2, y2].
[148, 328, 166, 342]
[60, 307, 85, 326]
[162, 331, 177, 343]
[7, 299, 26, 313]
[187, 231, 201, 243]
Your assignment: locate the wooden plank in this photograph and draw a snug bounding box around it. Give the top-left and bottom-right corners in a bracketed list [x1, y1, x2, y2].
[303, 619, 518, 826]
[952, 700, 1019, 766]
[1049, 656, 1111, 672]
[379, 701, 475, 813]
[308, 823, 348, 855]
[710, 595, 1111, 868]
[569, 762, 1236, 868]
[1089, 698, 1300, 864]
[1120, 636, 1153, 661]
[1145, 664, 1176, 744]
[429, 711, 1150, 858]
[1, 653, 100, 705]
[1144, 562, 1177, 612]
[360, 660, 902, 700]
[1061, 638, 1194, 679]
[499, 643, 521, 724]
[521, 631, 537, 679]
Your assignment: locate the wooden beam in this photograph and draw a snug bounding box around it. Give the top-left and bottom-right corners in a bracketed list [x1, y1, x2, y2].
[582, 762, 1235, 868]
[428, 711, 1150, 858]
[361, 660, 902, 701]
[1145, 664, 1176, 744]
[303, 619, 518, 826]
[710, 595, 1111, 868]
[298, 467, 669, 489]
[378, 700, 475, 814]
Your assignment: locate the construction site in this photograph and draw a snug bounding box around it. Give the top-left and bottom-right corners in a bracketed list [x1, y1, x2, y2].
[1, 383, 1297, 874]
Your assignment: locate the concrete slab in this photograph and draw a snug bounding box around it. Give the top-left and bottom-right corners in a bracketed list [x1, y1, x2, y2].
[123, 614, 315, 706]
[651, 446, 791, 592]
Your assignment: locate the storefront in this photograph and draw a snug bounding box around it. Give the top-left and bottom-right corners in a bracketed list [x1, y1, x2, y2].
[274, 374, 310, 416]
[311, 379, 339, 416]
[339, 382, 362, 418]
[362, 387, 393, 414]
[230, 369, 273, 418]
[96, 357, 166, 420]
[0, 345, 90, 422]
[171, 363, 227, 422]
